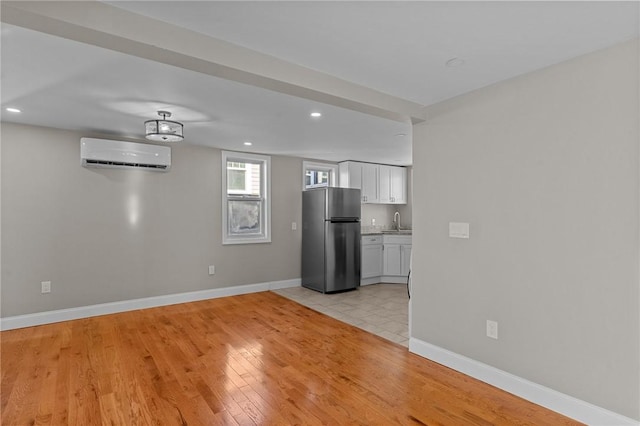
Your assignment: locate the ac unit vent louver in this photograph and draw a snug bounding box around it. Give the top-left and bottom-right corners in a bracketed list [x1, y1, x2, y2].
[80, 138, 171, 172]
[83, 159, 168, 170]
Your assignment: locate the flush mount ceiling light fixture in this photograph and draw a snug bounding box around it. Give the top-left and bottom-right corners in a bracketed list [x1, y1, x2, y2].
[145, 110, 184, 142]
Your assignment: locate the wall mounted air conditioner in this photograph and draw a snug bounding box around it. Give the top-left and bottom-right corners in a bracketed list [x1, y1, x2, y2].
[80, 138, 171, 171]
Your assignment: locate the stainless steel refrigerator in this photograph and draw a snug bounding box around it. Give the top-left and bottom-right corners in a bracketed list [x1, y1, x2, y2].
[302, 187, 361, 293]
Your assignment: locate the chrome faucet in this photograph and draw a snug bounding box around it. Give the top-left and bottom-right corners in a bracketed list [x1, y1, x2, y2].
[393, 211, 401, 231]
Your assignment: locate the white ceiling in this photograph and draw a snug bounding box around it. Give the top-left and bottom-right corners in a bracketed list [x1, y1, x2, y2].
[2, 1, 638, 166]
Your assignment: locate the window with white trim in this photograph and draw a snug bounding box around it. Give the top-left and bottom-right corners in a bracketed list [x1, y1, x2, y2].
[222, 151, 271, 244]
[303, 161, 338, 190]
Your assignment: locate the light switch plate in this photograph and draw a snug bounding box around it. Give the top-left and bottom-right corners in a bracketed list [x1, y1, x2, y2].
[208, 265, 215, 275]
[486, 320, 498, 339]
[449, 222, 470, 239]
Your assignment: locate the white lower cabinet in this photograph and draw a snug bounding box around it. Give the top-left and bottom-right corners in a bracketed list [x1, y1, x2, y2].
[362, 234, 411, 285]
[382, 244, 402, 275]
[382, 235, 412, 280]
[361, 235, 383, 284]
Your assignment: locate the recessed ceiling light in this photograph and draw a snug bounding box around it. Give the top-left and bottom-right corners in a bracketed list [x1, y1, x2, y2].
[395, 133, 407, 137]
[244, 141, 252, 146]
[445, 57, 465, 68]
[310, 112, 322, 118]
[5, 107, 21, 113]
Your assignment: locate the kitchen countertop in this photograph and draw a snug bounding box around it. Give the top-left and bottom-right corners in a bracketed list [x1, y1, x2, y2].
[362, 230, 412, 236]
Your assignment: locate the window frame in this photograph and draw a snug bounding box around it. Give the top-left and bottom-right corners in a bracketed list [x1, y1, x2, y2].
[302, 161, 338, 190]
[222, 151, 271, 245]
[226, 162, 252, 194]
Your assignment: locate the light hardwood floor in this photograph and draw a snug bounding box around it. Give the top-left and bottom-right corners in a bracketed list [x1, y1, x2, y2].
[1, 291, 582, 425]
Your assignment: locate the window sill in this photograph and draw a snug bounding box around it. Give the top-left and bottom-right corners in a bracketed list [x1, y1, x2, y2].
[222, 237, 272, 245]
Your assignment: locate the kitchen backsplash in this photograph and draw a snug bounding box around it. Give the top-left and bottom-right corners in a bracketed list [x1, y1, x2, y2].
[361, 204, 411, 233]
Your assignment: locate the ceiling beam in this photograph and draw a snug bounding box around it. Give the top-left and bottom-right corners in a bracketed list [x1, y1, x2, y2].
[1, 1, 426, 124]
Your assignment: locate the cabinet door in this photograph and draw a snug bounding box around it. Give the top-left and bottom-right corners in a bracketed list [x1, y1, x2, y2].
[348, 162, 363, 191]
[361, 163, 379, 203]
[338, 162, 352, 189]
[390, 167, 407, 204]
[378, 165, 391, 203]
[362, 244, 383, 279]
[401, 244, 412, 277]
[383, 244, 402, 276]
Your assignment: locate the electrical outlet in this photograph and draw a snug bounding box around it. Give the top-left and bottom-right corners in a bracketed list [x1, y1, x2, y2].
[41, 281, 51, 294]
[486, 320, 498, 339]
[291, 222, 297, 230]
[208, 265, 215, 275]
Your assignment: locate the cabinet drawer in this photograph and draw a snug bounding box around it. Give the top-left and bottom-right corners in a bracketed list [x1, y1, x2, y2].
[382, 235, 412, 245]
[362, 235, 382, 245]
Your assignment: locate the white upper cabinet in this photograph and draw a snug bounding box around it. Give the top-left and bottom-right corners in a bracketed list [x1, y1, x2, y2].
[361, 163, 379, 203]
[339, 161, 379, 203]
[340, 161, 406, 204]
[389, 166, 406, 204]
[379, 165, 391, 203]
[379, 165, 406, 204]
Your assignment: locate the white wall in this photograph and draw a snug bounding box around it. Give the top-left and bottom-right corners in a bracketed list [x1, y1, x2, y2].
[411, 39, 639, 419]
[1, 123, 303, 317]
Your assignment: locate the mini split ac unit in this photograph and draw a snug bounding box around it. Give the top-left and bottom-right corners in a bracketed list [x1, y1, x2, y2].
[80, 138, 171, 171]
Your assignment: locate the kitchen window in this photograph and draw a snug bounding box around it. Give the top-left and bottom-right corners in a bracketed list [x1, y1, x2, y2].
[222, 151, 271, 244]
[303, 161, 338, 190]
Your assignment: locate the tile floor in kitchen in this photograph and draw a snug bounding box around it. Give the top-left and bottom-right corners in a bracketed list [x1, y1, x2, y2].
[273, 283, 409, 347]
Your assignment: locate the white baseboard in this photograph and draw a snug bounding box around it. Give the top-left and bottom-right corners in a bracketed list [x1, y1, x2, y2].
[409, 338, 639, 426]
[360, 277, 380, 286]
[361, 276, 409, 285]
[268, 279, 301, 290]
[0, 278, 301, 331]
[381, 275, 409, 284]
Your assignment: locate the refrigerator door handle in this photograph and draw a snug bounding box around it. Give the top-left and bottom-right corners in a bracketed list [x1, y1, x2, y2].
[329, 217, 360, 223]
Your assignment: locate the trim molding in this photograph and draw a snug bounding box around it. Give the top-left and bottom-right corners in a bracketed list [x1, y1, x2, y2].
[0, 279, 301, 331]
[380, 275, 410, 284]
[360, 277, 381, 286]
[361, 277, 409, 285]
[409, 338, 639, 426]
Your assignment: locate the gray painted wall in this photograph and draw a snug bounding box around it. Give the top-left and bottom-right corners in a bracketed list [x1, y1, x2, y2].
[1, 123, 303, 317]
[411, 39, 639, 419]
